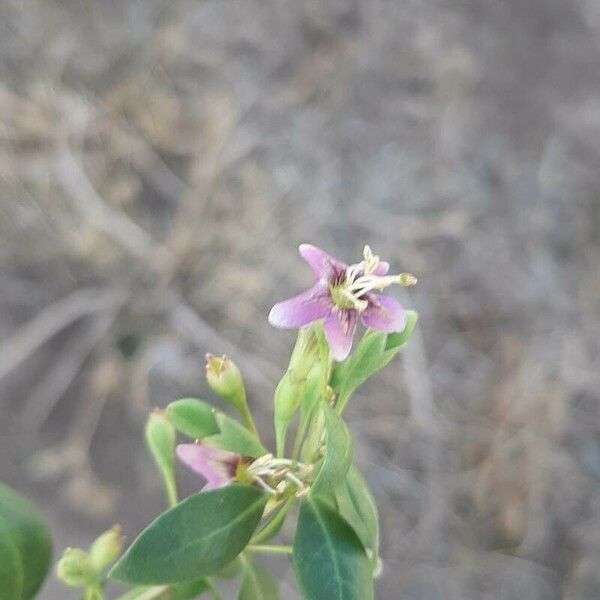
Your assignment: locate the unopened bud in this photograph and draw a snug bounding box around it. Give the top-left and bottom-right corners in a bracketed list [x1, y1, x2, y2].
[398, 273, 417, 286]
[89, 525, 123, 571]
[205, 354, 246, 411]
[56, 548, 96, 587]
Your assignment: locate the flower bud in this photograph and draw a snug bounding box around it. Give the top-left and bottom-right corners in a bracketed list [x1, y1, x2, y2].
[205, 354, 246, 411]
[56, 548, 96, 587]
[205, 354, 259, 437]
[88, 525, 123, 571]
[145, 409, 177, 507]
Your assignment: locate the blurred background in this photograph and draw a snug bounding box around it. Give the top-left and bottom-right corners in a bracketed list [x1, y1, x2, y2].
[1, 0, 599, 598]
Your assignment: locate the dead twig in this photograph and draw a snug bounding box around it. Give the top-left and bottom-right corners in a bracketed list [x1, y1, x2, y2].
[0, 287, 125, 383]
[20, 312, 118, 431]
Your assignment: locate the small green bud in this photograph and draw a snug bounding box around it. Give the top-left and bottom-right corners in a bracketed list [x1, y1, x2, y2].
[205, 354, 246, 411]
[89, 525, 123, 571]
[56, 548, 96, 587]
[145, 409, 178, 507]
[205, 354, 259, 437]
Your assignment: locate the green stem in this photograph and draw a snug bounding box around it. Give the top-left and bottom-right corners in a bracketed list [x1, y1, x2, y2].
[250, 495, 295, 544]
[246, 544, 293, 555]
[206, 578, 222, 600]
[165, 477, 178, 508]
[238, 396, 260, 439]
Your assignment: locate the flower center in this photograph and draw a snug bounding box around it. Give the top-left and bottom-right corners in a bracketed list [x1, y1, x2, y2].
[329, 245, 416, 313]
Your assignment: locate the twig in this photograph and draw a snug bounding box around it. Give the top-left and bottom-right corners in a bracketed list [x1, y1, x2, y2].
[55, 139, 174, 270]
[20, 312, 118, 431]
[168, 294, 277, 389]
[0, 287, 125, 382]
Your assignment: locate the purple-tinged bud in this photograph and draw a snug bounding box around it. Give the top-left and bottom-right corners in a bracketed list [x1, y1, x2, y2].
[89, 525, 123, 571]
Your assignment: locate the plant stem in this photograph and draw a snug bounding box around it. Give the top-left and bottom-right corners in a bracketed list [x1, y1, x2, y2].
[238, 396, 260, 438]
[246, 544, 293, 555]
[165, 478, 178, 508]
[251, 495, 295, 545]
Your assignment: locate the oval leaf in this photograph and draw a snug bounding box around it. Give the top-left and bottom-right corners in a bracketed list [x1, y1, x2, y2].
[0, 531, 23, 600]
[110, 485, 268, 584]
[0, 481, 52, 600]
[273, 372, 303, 458]
[331, 311, 418, 410]
[293, 498, 373, 600]
[310, 404, 353, 500]
[116, 579, 212, 600]
[206, 413, 267, 458]
[334, 467, 379, 567]
[167, 399, 219, 440]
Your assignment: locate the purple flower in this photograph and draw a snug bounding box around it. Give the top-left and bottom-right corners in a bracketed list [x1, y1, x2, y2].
[269, 245, 416, 361]
[177, 443, 241, 491]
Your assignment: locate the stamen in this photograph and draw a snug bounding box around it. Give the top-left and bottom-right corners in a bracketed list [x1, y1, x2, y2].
[253, 476, 278, 495]
[285, 472, 305, 488]
[362, 245, 380, 274]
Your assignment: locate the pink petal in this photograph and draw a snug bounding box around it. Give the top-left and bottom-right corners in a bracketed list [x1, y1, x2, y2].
[361, 295, 406, 333]
[299, 244, 347, 281]
[373, 261, 389, 275]
[177, 444, 236, 490]
[323, 310, 357, 361]
[268, 282, 332, 328]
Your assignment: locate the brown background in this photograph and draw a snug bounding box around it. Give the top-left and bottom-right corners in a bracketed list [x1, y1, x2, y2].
[1, 0, 599, 598]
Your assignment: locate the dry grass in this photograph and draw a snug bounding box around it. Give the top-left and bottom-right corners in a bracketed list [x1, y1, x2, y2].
[1, 0, 600, 598]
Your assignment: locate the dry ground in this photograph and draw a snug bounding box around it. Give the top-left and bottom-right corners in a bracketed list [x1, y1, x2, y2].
[1, 0, 600, 598]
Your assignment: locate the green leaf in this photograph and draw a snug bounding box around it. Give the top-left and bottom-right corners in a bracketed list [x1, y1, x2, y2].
[170, 578, 214, 599]
[115, 579, 214, 600]
[0, 481, 52, 600]
[109, 485, 268, 585]
[274, 326, 323, 457]
[250, 495, 295, 545]
[237, 556, 279, 600]
[167, 399, 219, 440]
[293, 498, 373, 600]
[112, 587, 162, 600]
[383, 310, 418, 353]
[298, 366, 323, 434]
[331, 311, 418, 411]
[273, 371, 303, 458]
[206, 413, 267, 458]
[334, 467, 379, 568]
[145, 411, 178, 507]
[310, 404, 353, 501]
[0, 532, 23, 600]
